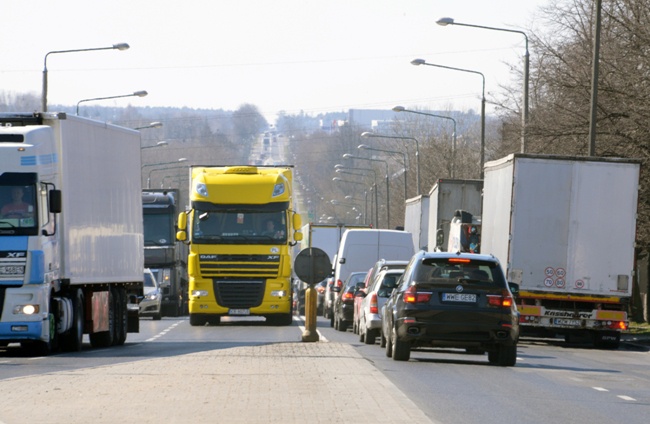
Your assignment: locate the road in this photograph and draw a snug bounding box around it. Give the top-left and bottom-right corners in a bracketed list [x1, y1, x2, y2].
[1, 315, 649, 424]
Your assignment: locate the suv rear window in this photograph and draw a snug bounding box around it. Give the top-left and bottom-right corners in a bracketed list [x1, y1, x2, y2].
[415, 257, 505, 287]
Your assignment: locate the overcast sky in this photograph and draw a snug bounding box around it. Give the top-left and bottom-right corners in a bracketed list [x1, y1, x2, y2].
[2, 0, 548, 122]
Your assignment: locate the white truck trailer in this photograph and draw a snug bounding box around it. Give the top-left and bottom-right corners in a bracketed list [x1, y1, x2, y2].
[404, 194, 429, 253]
[482, 154, 640, 348]
[0, 112, 143, 355]
[425, 179, 483, 251]
[299, 223, 369, 266]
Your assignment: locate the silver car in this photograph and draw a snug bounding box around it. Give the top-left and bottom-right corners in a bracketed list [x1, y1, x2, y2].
[140, 268, 162, 320]
[358, 268, 404, 344]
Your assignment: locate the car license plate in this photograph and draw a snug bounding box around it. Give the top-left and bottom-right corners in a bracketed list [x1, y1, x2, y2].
[442, 293, 477, 302]
[229, 308, 250, 316]
[554, 318, 581, 326]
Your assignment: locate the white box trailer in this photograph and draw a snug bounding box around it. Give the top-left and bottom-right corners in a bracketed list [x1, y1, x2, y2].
[404, 194, 429, 253]
[0, 112, 143, 355]
[482, 153, 640, 348]
[425, 179, 483, 251]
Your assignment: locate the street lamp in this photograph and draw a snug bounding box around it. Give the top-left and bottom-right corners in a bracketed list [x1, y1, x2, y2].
[392, 106, 457, 178]
[333, 176, 372, 226]
[358, 144, 407, 204]
[142, 158, 188, 189]
[42, 43, 130, 112]
[135, 121, 163, 130]
[411, 58, 486, 179]
[361, 131, 421, 196]
[343, 153, 390, 228]
[148, 165, 189, 189]
[333, 168, 379, 227]
[76, 90, 148, 115]
[436, 17, 529, 153]
[141, 141, 169, 150]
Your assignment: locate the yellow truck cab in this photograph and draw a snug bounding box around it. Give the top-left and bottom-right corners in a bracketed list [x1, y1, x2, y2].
[177, 165, 301, 326]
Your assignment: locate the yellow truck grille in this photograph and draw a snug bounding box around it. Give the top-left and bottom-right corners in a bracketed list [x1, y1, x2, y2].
[198, 254, 280, 278]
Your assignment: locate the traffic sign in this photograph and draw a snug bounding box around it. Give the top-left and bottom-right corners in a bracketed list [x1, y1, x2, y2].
[294, 247, 332, 284]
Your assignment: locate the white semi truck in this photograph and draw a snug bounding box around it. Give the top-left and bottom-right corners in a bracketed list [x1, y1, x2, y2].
[0, 112, 143, 355]
[424, 179, 483, 252]
[481, 154, 640, 348]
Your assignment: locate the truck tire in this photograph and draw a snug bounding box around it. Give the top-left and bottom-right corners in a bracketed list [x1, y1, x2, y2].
[61, 289, 84, 352]
[189, 314, 208, 326]
[114, 287, 128, 346]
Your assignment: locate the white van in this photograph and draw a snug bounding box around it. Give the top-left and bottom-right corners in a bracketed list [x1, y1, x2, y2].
[333, 229, 415, 289]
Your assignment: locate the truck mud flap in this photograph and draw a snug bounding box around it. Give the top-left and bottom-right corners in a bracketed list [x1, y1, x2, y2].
[127, 309, 140, 333]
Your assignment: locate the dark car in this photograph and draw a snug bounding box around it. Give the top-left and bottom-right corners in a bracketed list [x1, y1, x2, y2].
[293, 279, 327, 316]
[332, 271, 367, 331]
[381, 251, 520, 366]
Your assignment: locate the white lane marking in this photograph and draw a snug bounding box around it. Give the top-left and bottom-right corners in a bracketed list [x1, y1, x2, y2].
[593, 387, 609, 392]
[617, 395, 636, 401]
[145, 321, 182, 342]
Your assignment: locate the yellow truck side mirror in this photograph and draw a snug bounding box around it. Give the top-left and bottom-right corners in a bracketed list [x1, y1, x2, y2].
[177, 212, 187, 230]
[292, 212, 302, 230]
[294, 231, 303, 242]
[176, 212, 188, 241]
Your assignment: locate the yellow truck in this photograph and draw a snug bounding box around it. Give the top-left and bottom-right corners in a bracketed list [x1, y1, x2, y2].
[177, 165, 302, 326]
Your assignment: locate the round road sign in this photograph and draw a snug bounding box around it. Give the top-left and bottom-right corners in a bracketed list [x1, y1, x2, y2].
[294, 247, 332, 284]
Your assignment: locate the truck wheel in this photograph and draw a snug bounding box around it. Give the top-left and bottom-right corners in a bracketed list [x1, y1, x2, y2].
[391, 326, 410, 361]
[189, 314, 208, 326]
[114, 287, 128, 346]
[61, 289, 84, 352]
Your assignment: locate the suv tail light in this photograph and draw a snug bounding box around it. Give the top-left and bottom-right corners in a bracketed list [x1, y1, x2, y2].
[404, 285, 432, 304]
[487, 291, 514, 308]
[369, 293, 378, 314]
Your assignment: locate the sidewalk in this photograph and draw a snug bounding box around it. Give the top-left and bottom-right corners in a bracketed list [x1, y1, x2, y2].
[0, 342, 437, 424]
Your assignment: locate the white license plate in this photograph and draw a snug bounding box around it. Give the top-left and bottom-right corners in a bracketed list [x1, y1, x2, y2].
[229, 308, 250, 316]
[442, 293, 477, 302]
[554, 318, 581, 326]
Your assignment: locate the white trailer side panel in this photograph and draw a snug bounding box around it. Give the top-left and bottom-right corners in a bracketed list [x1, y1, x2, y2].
[404, 195, 429, 252]
[53, 115, 143, 284]
[484, 154, 639, 298]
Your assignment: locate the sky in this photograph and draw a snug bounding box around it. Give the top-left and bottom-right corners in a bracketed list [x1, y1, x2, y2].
[2, 0, 549, 123]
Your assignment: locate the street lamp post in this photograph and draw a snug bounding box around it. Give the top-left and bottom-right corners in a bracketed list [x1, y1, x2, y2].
[42, 43, 130, 112]
[142, 158, 188, 189]
[332, 178, 369, 225]
[334, 165, 379, 227]
[148, 165, 189, 189]
[436, 17, 528, 153]
[343, 153, 390, 228]
[141, 141, 169, 150]
[76, 90, 148, 115]
[358, 144, 407, 204]
[392, 106, 457, 178]
[135, 122, 163, 130]
[361, 132, 421, 196]
[411, 58, 486, 179]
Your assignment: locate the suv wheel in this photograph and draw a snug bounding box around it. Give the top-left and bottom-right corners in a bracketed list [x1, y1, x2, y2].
[391, 326, 410, 361]
[488, 344, 517, 367]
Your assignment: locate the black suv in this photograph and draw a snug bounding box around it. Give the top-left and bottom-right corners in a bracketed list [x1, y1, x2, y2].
[381, 251, 520, 366]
